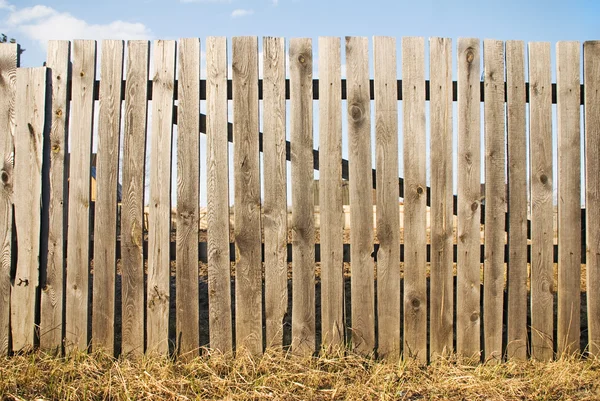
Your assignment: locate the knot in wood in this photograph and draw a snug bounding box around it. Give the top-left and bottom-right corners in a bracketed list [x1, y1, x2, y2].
[466, 49, 475, 64]
[470, 312, 479, 322]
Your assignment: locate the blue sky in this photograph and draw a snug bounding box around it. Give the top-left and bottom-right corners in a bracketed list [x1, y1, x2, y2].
[1, 0, 598, 206]
[2, 0, 598, 68]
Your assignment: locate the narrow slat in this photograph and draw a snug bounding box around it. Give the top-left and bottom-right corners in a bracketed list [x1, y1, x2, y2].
[40, 41, 70, 352]
[290, 37, 315, 356]
[556, 41, 581, 356]
[506, 40, 528, 360]
[65, 40, 96, 352]
[429, 37, 453, 359]
[347, 36, 375, 355]
[319, 37, 344, 350]
[11, 67, 47, 351]
[528, 42, 554, 361]
[585, 40, 600, 357]
[263, 37, 287, 349]
[0, 43, 17, 355]
[402, 37, 427, 363]
[176, 38, 201, 357]
[206, 36, 232, 353]
[92, 40, 124, 353]
[147, 40, 176, 354]
[372, 36, 400, 358]
[456, 38, 481, 359]
[232, 36, 262, 355]
[483, 39, 506, 363]
[121, 40, 149, 356]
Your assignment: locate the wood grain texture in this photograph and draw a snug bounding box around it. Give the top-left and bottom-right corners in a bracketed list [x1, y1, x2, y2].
[40, 41, 70, 352]
[147, 40, 176, 354]
[290, 37, 315, 356]
[206, 36, 232, 353]
[92, 40, 124, 353]
[556, 41, 581, 356]
[372, 36, 400, 358]
[176, 38, 200, 357]
[65, 40, 96, 352]
[528, 42, 554, 361]
[121, 40, 149, 356]
[482, 39, 505, 363]
[402, 37, 427, 363]
[11, 67, 47, 351]
[346, 37, 375, 356]
[506, 40, 528, 360]
[319, 37, 344, 351]
[456, 38, 481, 359]
[0, 43, 17, 356]
[263, 37, 287, 349]
[429, 37, 453, 359]
[584, 40, 600, 357]
[232, 36, 262, 355]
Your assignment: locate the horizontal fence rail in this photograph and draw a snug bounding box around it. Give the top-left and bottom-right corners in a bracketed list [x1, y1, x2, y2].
[0, 37, 599, 363]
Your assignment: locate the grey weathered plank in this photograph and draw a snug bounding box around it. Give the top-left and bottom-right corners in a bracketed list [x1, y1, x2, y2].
[506, 40, 528, 360]
[206, 36, 232, 353]
[290, 37, 315, 356]
[147, 40, 176, 354]
[372, 36, 400, 358]
[456, 38, 481, 359]
[65, 40, 96, 352]
[263, 37, 287, 349]
[556, 41, 581, 356]
[528, 42, 554, 361]
[92, 40, 124, 353]
[347, 36, 375, 356]
[319, 37, 344, 351]
[0, 43, 17, 356]
[483, 39, 505, 363]
[11, 67, 47, 352]
[429, 37, 453, 359]
[232, 36, 262, 355]
[121, 40, 149, 356]
[402, 37, 427, 363]
[176, 38, 201, 357]
[40, 41, 70, 352]
[585, 40, 600, 357]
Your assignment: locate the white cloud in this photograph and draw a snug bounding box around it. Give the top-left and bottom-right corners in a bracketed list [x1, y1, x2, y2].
[180, 0, 232, 3]
[272, 0, 279, 5]
[0, 0, 15, 11]
[2, 3, 152, 47]
[231, 9, 253, 18]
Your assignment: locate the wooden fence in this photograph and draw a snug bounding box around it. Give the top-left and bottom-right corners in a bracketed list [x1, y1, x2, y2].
[0, 37, 599, 363]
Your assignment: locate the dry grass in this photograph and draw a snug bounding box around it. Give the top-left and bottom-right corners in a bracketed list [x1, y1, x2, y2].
[1, 349, 599, 400]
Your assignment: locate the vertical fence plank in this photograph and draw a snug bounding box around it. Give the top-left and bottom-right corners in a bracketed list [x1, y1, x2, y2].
[0, 43, 17, 355]
[429, 37, 453, 359]
[11, 68, 47, 351]
[319, 36, 344, 350]
[506, 40, 528, 360]
[456, 38, 481, 359]
[557, 41, 581, 356]
[147, 40, 176, 354]
[40, 41, 70, 352]
[176, 38, 201, 357]
[121, 40, 149, 356]
[483, 39, 506, 363]
[372, 36, 400, 358]
[402, 37, 427, 363]
[347, 36, 376, 356]
[232, 36, 262, 355]
[263, 37, 287, 349]
[206, 37, 232, 353]
[92, 40, 124, 353]
[290, 37, 315, 356]
[585, 40, 600, 357]
[528, 42, 554, 361]
[65, 40, 96, 352]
